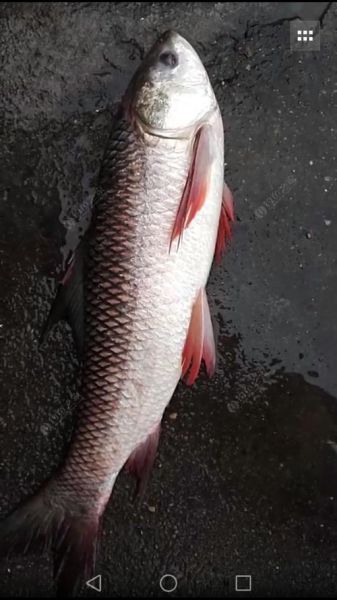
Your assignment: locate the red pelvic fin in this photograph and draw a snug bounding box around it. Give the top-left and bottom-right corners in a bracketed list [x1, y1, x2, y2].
[215, 182, 235, 264]
[182, 288, 216, 386]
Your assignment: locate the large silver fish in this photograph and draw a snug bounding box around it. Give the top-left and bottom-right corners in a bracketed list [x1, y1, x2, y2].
[1, 30, 234, 595]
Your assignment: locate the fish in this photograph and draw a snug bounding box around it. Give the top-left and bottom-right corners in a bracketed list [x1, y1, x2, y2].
[0, 30, 234, 596]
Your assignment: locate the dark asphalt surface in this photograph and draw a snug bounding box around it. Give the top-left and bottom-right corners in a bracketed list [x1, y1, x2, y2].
[1, 1, 337, 597]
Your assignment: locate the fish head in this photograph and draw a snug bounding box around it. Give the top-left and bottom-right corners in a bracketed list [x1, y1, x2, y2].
[124, 31, 218, 136]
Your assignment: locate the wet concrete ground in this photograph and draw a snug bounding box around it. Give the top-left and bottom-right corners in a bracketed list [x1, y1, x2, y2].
[0, 1, 337, 597]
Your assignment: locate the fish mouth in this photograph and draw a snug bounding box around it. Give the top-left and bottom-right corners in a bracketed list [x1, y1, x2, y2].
[155, 29, 194, 52]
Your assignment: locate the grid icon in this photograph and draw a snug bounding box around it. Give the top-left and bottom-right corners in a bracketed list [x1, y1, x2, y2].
[290, 20, 320, 51]
[297, 29, 314, 42]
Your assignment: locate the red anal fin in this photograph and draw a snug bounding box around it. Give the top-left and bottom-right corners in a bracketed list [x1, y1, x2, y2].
[215, 182, 234, 264]
[125, 424, 161, 499]
[182, 288, 216, 386]
[170, 126, 213, 249]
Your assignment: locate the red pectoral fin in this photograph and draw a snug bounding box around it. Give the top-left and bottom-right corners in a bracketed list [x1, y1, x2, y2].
[39, 242, 85, 357]
[215, 182, 234, 264]
[182, 288, 216, 386]
[170, 126, 213, 249]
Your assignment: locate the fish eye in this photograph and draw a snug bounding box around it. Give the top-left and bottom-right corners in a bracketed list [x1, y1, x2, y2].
[159, 51, 178, 68]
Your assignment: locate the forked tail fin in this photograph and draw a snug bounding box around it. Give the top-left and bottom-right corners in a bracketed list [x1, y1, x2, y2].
[0, 482, 101, 597]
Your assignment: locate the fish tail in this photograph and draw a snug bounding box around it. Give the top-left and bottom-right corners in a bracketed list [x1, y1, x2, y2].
[54, 512, 101, 598]
[0, 479, 101, 597]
